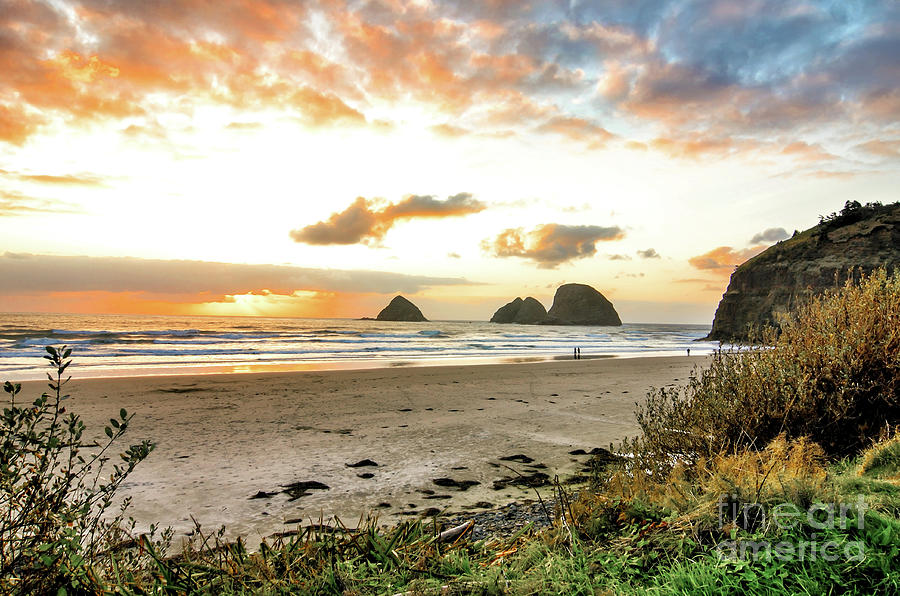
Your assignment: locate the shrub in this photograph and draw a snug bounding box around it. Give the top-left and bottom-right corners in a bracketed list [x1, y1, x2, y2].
[858, 434, 900, 481]
[0, 346, 154, 593]
[633, 267, 900, 470]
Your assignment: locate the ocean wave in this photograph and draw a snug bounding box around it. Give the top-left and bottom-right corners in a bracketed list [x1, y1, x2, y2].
[0, 314, 719, 380]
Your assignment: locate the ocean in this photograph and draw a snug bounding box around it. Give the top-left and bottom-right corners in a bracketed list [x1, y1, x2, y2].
[0, 313, 721, 381]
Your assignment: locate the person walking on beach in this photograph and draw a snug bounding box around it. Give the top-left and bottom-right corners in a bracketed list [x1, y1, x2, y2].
[687, 348, 691, 357]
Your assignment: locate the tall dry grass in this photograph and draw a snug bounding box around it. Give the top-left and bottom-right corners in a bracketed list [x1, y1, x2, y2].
[632, 267, 900, 471]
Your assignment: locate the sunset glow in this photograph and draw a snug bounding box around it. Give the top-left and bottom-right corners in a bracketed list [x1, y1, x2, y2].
[2, 0, 898, 323]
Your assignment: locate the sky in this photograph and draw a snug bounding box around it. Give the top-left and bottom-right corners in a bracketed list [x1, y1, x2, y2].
[0, 0, 898, 324]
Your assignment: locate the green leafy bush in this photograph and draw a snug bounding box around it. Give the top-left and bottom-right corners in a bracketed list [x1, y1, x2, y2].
[0, 346, 154, 593]
[633, 267, 900, 470]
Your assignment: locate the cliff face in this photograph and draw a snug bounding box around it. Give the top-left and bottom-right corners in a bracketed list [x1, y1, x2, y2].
[708, 202, 900, 341]
[546, 283, 622, 326]
[376, 295, 428, 322]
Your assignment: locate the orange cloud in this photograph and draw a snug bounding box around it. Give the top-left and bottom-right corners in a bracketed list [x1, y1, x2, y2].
[688, 245, 766, 274]
[46, 50, 119, 82]
[780, 141, 835, 162]
[856, 139, 900, 158]
[0, 104, 41, 145]
[290, 87, 366, 127]
[430, 123, 469, 137]
[0, 190, 79, 216]
[648, 135, 761, 160]
[469, 52, 539, 87]
[597, 62, 631, 100]
[0, 0, 890, 161]
[806, 170, 859, 179]
[857, 89, 900, 122]
[483, 224, 625, 268]
[536, 115, 615, 147]
[290, 193, 486, 245]
[14, 172, 105, 186]
[281, 50, 355, 96]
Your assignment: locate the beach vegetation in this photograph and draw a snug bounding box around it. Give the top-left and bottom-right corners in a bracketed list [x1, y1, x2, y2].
[632, 266, 900, 471]
[2, 267, 900, 593]
[0, 345, 161, 594]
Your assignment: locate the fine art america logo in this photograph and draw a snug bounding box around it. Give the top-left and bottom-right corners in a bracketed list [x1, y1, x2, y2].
[715, 495, 867, 562]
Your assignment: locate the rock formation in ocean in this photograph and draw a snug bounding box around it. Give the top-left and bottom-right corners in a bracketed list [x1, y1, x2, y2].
[376, 295, 428, 322]
[516, 297, 548, 324]
[490, 297, 523, 323]
[545, 283, 622, 326]
[707, 201, 900, 341]
[489, 297, 548, 324]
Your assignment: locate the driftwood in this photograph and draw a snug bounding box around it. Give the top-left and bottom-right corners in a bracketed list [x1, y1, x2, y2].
[437, 520, 474, 544]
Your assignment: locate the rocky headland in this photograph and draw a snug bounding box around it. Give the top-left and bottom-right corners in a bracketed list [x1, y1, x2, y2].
[707, 201, 900, 341]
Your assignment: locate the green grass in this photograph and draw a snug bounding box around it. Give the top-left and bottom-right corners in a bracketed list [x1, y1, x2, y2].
[4, 268, 900, 594]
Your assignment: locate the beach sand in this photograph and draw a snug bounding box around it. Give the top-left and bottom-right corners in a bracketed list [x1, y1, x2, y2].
[20, 356, 702, 545]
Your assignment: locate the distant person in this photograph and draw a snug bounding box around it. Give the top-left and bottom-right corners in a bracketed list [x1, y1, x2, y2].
[687, 348, 691, 357]
[574, 347, 577, 360]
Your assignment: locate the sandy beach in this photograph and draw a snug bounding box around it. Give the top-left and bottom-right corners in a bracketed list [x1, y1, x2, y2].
[20, 356, 702, 545]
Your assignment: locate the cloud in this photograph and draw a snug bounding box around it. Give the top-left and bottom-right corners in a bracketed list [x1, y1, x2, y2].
[780, 141, 836, 162]
[536, 115, 614, 147]
[0, 0, 895, 168]
[749, 227, 789, 244]
[648, 135, 759, 159]
[0, 104, 41, 145]
[430, 123, 469, 138]
[483, 223, 625, 268]
[0, 168, 105, 186]
[290, 86, 367, 127]
[807, 170, 858, 180]
[225, 121, 264, 130]
[637, 248, 660, 259]
[0, 190, 80, 216]
[688, 245, 766, 274]
[0, 252, 473, 296]
[17, 173, 105, 186]
[856, 139, 900, 158]
[608, 253, 632, 261]
[290, 193, 486, 245]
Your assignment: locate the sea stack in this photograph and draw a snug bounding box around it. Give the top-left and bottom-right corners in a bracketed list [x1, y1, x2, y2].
[707, 201, 900, 341]
[545, 283, 622, 326]
[376, 295, 428, 322]
[490, 297, 548, 324]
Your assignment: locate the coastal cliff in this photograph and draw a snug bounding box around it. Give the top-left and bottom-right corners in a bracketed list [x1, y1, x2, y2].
[707, 201, 900, 341]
